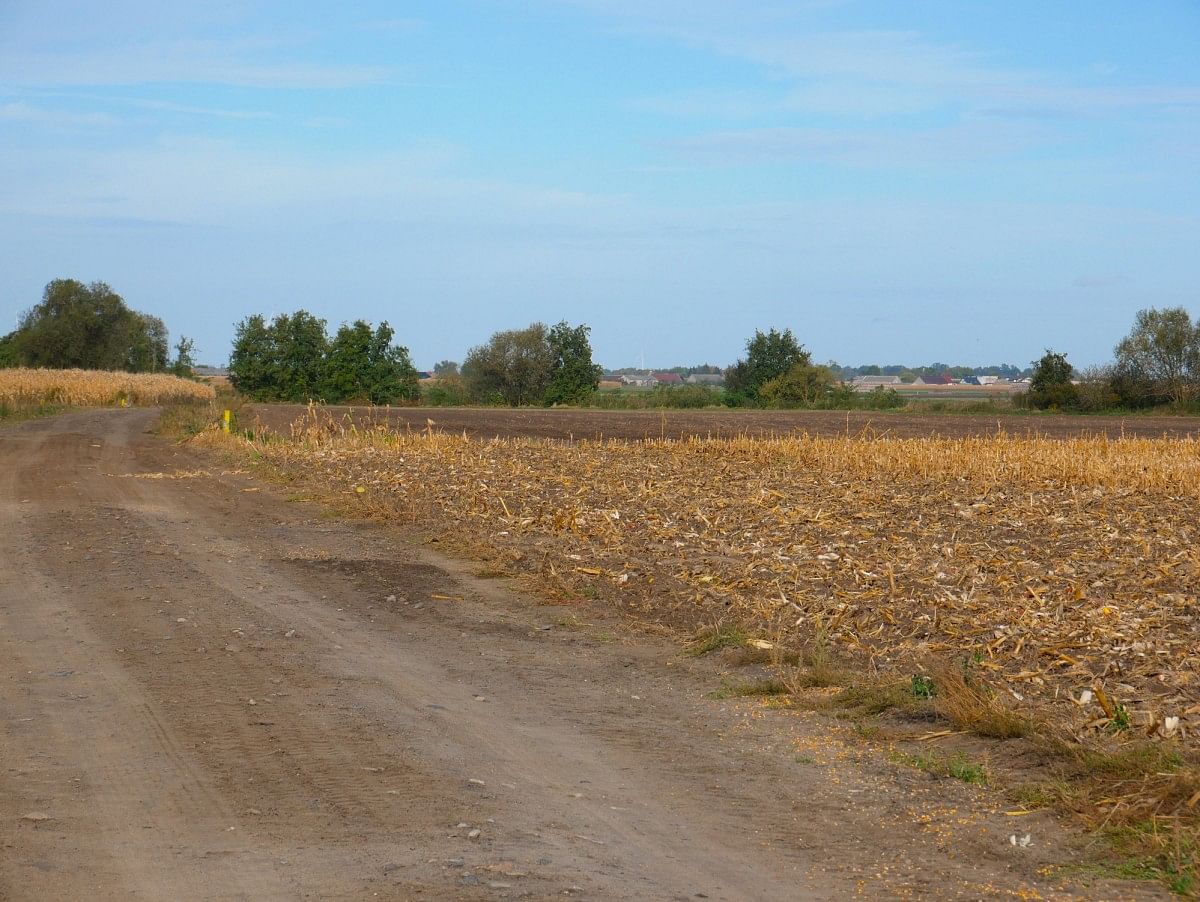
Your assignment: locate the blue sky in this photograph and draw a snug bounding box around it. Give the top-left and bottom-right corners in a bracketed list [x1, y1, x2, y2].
[1, 1, 1197, 369]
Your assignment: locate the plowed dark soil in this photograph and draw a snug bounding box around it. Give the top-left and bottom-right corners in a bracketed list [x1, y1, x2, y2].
[246, 403, 1200, 442]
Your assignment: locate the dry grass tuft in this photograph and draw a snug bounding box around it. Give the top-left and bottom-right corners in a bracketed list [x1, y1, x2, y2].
[923, 659, 1033, 739]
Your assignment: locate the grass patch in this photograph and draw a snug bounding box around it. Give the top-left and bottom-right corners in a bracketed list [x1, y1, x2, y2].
[474, 568, 510, 579]
[708, 679, 790, 700]
[687, 624, 749, 657]
[890, 749, 988, 785]
[0, 400, 66, 425]
[833, 680, 918, 716]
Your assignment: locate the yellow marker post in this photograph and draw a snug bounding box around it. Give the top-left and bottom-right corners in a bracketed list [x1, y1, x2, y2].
[223, 409, 232, 433]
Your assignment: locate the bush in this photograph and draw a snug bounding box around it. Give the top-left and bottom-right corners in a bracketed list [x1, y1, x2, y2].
[759, 362, 837, 407]
[855, 387, 905, 410]
[1026, 382, 1079, 410]
[725, 328, 811, 402]
[1074, 366, 1121, 413]
[1026, 350, 1079, 410]
[421, 376, 471, 407]
[588, 385, 722, 409]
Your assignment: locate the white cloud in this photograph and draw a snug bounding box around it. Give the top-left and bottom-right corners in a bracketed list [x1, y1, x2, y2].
[557, 1, 1200, 125]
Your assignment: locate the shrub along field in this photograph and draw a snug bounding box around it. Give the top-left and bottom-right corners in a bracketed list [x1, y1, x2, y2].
[202, 409, 1200, 888]
[0, 368, 214, 415]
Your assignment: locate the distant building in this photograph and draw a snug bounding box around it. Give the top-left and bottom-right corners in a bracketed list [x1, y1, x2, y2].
[851, 375, 901, 391]
[914, 375, 954, 385]
[685, 373, 724, 385]
[653, 372, 683, 385]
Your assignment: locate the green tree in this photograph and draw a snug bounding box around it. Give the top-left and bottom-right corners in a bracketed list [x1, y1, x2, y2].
[544, 321, 602, 405]
[433, 360, 459, 377]
[724, 328, 811, 402]
[758, 361, 837, 407]
[1026, 350, 1078, 410]
[228, 314, 277, 399]
[9, 279, 169, 372]
[0, 332, 18, 367]
[463, 323, 556, 406]
[1114, 307, 1200, 407]
[271, 311, 328, 402]
[323, 320, 419, 404]
[170, 336, 196, 379]
[126, 314, 169, 373]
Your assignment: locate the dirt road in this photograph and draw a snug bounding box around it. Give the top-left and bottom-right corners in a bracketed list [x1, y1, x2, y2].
[0, 410, 1155, 900]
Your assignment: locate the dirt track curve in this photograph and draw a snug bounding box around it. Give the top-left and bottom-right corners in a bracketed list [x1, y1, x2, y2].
[0, 410, 1160, 900]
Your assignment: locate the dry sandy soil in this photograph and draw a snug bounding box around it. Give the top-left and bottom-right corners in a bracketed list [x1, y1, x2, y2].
[246, 403, 1200, 442]
[0, 409, 1168, 900]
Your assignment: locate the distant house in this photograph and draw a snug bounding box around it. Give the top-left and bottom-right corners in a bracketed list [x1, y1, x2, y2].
[975, 375, 1000, 386]
[685, 373, 724, 385]
[619, 375, 657, 388]
[914, 375, 954, 386]
[654, 372, 684, 385]
[851, 375, 901, 391]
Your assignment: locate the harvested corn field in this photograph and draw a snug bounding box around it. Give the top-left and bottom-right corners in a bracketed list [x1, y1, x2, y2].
[225, 415, 1200, 749]
[0, 367, 214, 408]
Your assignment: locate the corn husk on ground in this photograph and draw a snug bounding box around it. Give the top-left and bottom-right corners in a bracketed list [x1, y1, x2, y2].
[0, 368, 214, 407]
[229, 411, 1200, 750]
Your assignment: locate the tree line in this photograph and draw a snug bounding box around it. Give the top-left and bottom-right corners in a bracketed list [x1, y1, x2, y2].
[5, 278, 1197, 413]
[1024, 307, 1200, 411]
[0, 279, 194, 376]
[229, 313, 419, 404]
[228, 315, 602, 407]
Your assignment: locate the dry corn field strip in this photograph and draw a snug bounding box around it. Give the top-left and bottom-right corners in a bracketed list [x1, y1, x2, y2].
[0, 367, 214, 408]
[223, 417, 1200, 752]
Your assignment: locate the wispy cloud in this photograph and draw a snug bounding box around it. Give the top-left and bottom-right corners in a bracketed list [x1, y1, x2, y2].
[566, 1, 1200, 127]
[0, 101, 115, 127]
[0, 37, 393, 89]
[127, 98, 275, 120]
[657, 121, 1043, 167]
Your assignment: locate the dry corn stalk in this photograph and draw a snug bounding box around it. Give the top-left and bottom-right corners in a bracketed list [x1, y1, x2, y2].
[0, 368, 214, 407]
